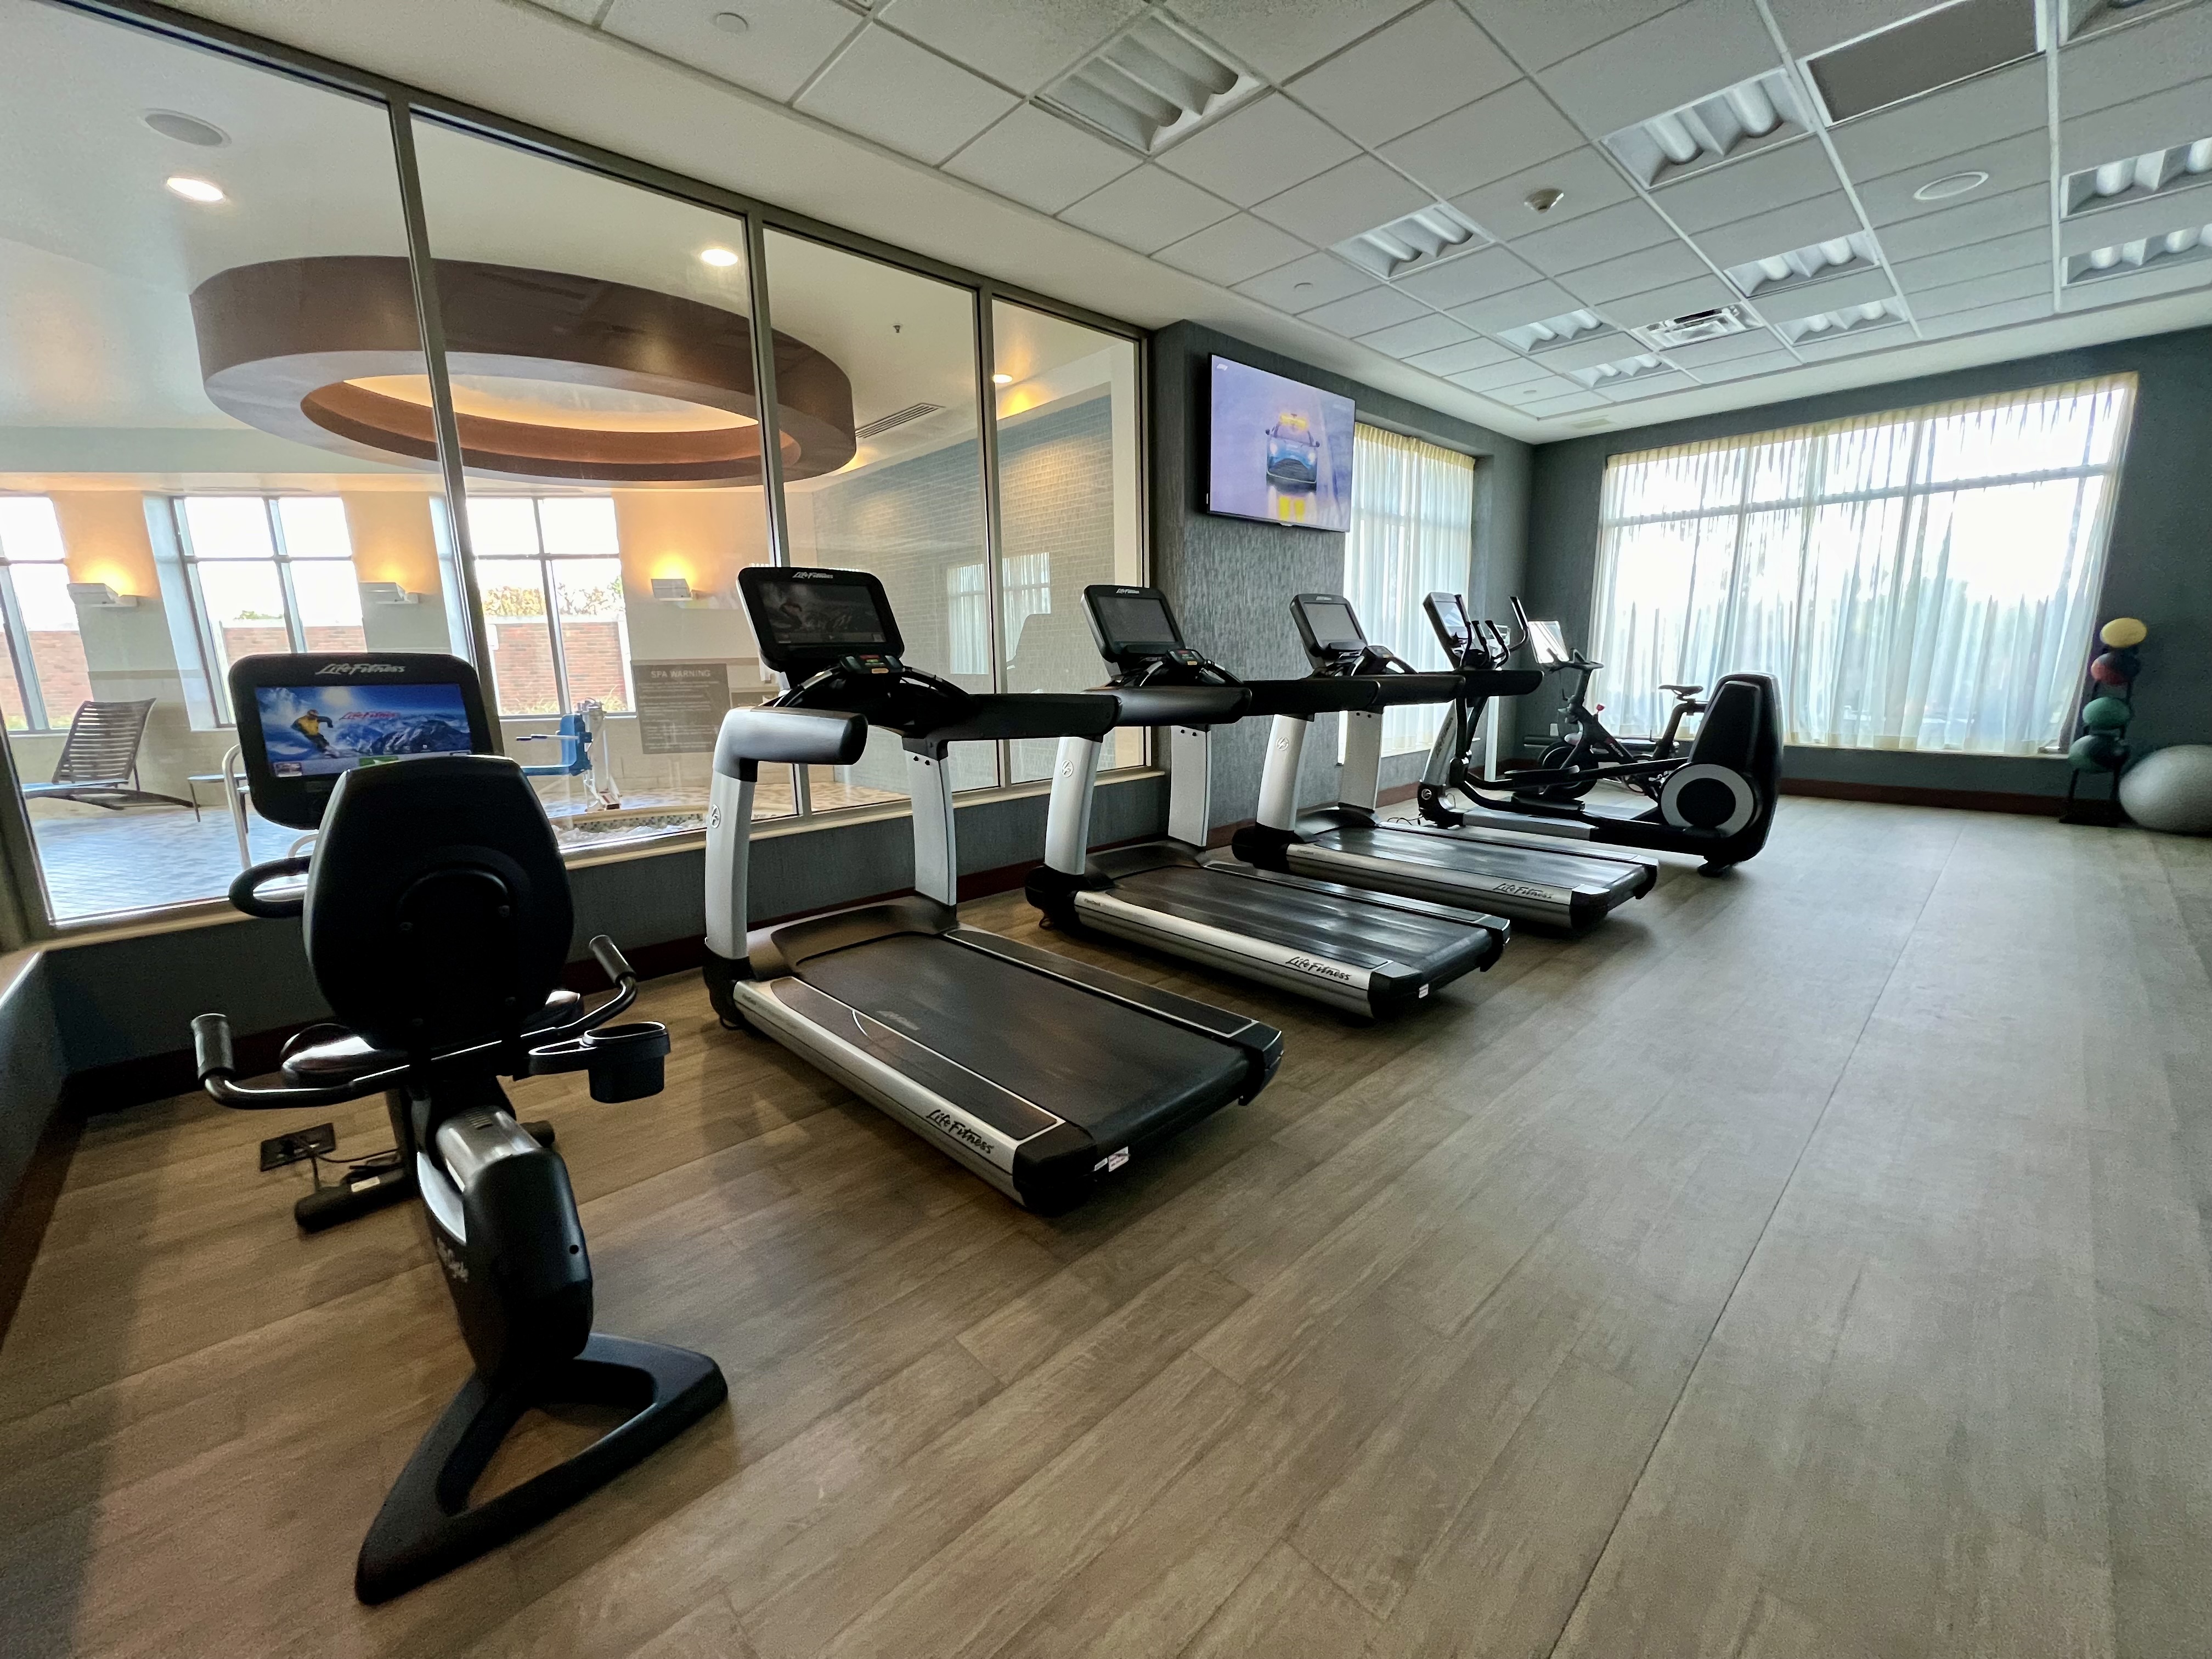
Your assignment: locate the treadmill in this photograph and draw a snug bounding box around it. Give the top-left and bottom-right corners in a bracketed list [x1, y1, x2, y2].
[1023, 584, 1508, 1019]
[704, 566, 1281, 1214]
[1230, 594, 1658, 933]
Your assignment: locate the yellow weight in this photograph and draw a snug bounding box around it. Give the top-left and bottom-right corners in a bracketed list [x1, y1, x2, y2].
[2101, 616, 2147, 647]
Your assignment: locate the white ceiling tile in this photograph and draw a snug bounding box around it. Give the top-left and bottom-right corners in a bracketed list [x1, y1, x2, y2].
[1486, 372, 1588, 404]
[1891, 227, 2050, 291]
[1154, 212, 1313, 285]
[1919, 294, 2055, 336]
[1791, 326, 1909, 362]
[1448, 148, 1637, 241]
[1599, 370, 1694, 402]
[1696, 347, 1798, 379]
[1655, 139, 1843, 233]
[1403, 335, 1515, 374]
[794, 26, 1018, 163]
[1527, 328, 1644, 372]
[528, 0, 606, 20]
[601, 0, 860, 102]
[1826, 60, 2048, 183]
[1379, 81, 1583, 199]
[1287, 1, 1519, 147]
[1595, 273, 1743, 326]
[1457, 0, 1678, 71]
[1395, 245, 1544, 307]
[2059, 4, 2212, 119]
[1856, 132, 2051, 225]
[1664, 327, 1792, 366]
[2062, 259, 2212, 309]
[1510, 199, 1678, 276]
[1560, 241, 1712, 304]
[1692, 194, 1864, 270]
[1765, 0, 1951, 58]
[1448, 356, 1563, 392]
[1358, 313, 1476, 357]
[1522, 390, 1613, 415]
[1155, 94, 1359, 208]
[1448, 279, 1583, 332]
[1252, 156, 1432, 246]
[1168, 0, 1426, 82]
[2063, 184, 2212, 255]
[2059, 76, 2212, 173]
[944, 104, 1141, 212]
[1909, 264, 2051, 318]
[1749, 265, 1897, 319]
[1301, 285, 1433, 336]
[1875, 185, 2047, 262]
[1058, 165, 1236, 252]
[1233, 250, 1379, 312]
[876, 0, 1141, 94]
[1542, 0, 1785, 132]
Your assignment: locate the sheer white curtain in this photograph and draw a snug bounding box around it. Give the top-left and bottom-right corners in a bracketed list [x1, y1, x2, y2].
[1345, 423, 1476, 753]
[1589, 375, 2135, 755]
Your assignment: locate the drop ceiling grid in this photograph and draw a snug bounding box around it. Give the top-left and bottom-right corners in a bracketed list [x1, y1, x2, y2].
[522, 0, 2212, 430]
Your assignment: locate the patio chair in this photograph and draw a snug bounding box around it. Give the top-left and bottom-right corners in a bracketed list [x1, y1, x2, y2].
[19, 698, 199, 816]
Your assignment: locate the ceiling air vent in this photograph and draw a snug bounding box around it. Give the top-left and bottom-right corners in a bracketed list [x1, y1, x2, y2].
[854, 402, 942, 439]
[1632, 304, 1756, 349]
[1040, 13, 1260, 155]
[1333, 204, 1489, 280]
[2065, 222, 2212, 284]
[1498, 307, 1606, 352]
[1803, 0, 2040, 125]
[1571, 353, 1669, 390]
[1724, 232, 1883, 297]
[2064, 137, 2212, 216]
[1602, 70, 1809, 188]
[1776, 298, 1906, 343]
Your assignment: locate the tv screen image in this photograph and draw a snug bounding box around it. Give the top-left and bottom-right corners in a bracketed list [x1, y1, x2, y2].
[254, 682, 476, 778]
[1208, 356, 1355, 532]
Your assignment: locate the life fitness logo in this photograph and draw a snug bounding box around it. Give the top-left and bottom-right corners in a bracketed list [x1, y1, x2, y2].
[318, 662, 409, 676]
[925, 1106, 994, 1159]
[1286, 955, 1356, 984]
[1493, 882, 1551, 901]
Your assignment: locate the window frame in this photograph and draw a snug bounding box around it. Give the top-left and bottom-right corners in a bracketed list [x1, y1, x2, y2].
[0, 552, 68, 735]
[467, 496, 635, 720]
[170, 494, 363, 726]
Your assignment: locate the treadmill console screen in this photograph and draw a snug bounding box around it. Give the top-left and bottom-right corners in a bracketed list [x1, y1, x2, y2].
[750, 576, 888, 648]
[1297, 599, 1363, 649]
[1090, 591, 1182, 654]
[1526, 619, 1571, 665]
[1426, 591, 1472, 657]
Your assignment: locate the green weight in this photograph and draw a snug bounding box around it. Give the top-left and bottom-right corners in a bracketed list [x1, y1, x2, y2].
[2069, 733, 2125, 771]
[2080, 696, 2133, 731]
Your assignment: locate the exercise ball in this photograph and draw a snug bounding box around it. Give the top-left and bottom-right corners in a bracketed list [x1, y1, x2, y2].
[2101, 616, 2148, 648]
[2089, 651, 2136, 685]
[2069, 733, 2125, 771]
[2080, 696, 2133, 731]
[2119, 744, 2212, 833]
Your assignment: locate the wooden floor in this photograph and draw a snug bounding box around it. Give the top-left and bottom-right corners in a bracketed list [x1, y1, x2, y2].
[3, 797, 2209, 1658]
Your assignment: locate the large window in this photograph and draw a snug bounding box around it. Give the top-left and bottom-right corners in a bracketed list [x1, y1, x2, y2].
[0, 497, 89, 733]
[467, 497, 633, 718]
[174, 496, 366, 721]
[1344, 424, 1477, 755]
[1590, 377, 2136, 756]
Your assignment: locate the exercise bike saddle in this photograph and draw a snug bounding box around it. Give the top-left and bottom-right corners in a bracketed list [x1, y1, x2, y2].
[280, 990, 585, 1085]
[1658, 683, 1704, 696]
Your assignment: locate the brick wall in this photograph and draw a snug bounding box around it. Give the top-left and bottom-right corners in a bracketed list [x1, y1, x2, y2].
[1, 631, 95, 731]
[488, 618, 627, 715]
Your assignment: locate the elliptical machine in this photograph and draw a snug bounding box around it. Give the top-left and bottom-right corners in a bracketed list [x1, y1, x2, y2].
[194, 652, 725, 1602]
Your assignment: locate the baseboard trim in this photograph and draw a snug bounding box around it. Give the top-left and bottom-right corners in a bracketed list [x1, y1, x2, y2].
[1781, 776, 2066, 816]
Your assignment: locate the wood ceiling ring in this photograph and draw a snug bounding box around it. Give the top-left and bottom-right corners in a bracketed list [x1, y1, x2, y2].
[190, 256, 856, 485]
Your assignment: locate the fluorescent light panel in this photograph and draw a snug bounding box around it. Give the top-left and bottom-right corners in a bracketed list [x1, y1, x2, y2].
[1041, 14, 1258, 155]
[2064, 222, 2212, 283]
[1802, 0, 2039, 124]
[1570, 352, 1667, 388]
[1602, 70, 1807, 187]
[2063, 137, 2212, 216]
[1776, 297, 1906, 343]
[1725, 231, 1882, 297]
[1498, 307, 1605, 352]
[1333, 204, 1489, 280]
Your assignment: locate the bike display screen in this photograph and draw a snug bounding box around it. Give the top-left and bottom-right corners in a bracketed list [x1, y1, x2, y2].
[253, 682, 476, 778]
[1526, 619, 1571, 666]
[1091, 591, 1181, 654]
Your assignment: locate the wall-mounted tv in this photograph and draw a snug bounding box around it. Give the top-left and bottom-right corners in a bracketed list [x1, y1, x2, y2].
[1207, 356, 1355, 532]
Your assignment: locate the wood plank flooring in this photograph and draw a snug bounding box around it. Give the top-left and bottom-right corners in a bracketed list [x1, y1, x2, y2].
[1, 797, 2208, 1658]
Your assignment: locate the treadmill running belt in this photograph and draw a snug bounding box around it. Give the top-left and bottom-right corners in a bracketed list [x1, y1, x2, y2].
[797, 933, 1249, 1149]
[1319, 824, 1647, 898]
[1112, 864, 1494, 975]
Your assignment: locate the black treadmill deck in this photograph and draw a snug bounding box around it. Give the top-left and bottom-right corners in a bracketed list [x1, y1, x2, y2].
[1314, 821, 1651, 901]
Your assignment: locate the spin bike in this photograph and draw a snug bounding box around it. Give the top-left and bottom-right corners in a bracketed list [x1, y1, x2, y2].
[1510, 600, 1707, 803]
[193, 652, 725, 1601]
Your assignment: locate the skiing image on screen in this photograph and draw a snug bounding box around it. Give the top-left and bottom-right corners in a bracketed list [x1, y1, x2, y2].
[254, 683, 475, 777]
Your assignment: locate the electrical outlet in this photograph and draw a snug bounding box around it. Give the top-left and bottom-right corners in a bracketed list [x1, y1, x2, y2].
[260, 1122, 337, 1171]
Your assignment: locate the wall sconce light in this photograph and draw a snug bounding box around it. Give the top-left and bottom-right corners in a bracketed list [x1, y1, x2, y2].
[67, 582, 138, 608]
[651, 577, 697, 601]
[360, 580, 422, 606]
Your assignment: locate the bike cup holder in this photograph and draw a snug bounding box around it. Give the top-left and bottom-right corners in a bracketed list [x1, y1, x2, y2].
[528, 1021, 672, 1102]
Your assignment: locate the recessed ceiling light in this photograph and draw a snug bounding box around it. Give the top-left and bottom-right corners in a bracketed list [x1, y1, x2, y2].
[165, 175, 224, 203]
[710, 12, 749, 33]
[1913, 170, 1989, 202]
[144, 110, 228, 146]
[698, 246, 740, 267]
[991, 373, 1013, 385]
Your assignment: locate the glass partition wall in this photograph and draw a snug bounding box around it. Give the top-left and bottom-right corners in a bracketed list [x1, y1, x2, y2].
[0, 0, 1146, 935]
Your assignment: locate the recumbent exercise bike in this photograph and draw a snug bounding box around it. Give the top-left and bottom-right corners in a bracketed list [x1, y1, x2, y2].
[193, 652, 725, 1602]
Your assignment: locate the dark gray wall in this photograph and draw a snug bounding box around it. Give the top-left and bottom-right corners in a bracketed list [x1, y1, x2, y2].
[0, 952, 64, 1219]
[1150, 323, 1532, 824]
[1525, 326, 2212, 797]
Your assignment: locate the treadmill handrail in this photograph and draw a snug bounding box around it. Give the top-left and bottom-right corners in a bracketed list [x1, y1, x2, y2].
[1103, 684, 1251, 727]
[1243, 678, 1384, 718]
